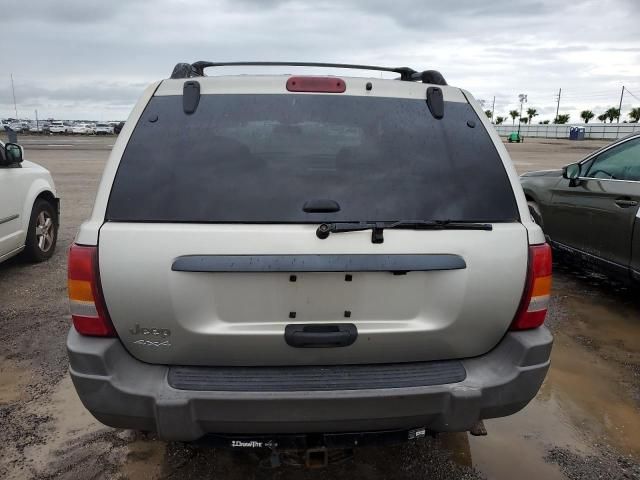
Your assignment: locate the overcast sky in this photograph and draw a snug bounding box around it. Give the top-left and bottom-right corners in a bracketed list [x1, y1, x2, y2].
[3, 0, 640, 122]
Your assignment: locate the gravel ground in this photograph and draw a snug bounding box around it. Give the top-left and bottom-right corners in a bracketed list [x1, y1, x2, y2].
[0, 136, 639, 479]
[546, 447, 640, 480]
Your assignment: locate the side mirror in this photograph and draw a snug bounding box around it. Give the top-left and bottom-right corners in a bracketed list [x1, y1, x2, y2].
[562, 163, 581, 187]
[4, 143, 24, 165]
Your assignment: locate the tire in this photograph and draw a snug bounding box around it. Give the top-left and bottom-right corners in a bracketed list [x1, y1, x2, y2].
[23, 198, 58, 262]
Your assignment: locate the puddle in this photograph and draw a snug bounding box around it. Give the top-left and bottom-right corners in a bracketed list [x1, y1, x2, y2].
[546, 332, 640, 458]
[4, 371, 166, 480]
[553, 269, 640, 366]
[439, 266, 640, 476]
[0, 357, 30, 405]
[458, 374, 584, 480]
[121, 439, 166, 480]
[18, 374, 107, 478]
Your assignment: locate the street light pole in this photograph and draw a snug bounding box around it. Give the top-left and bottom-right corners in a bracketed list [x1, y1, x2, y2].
[491, 96, 495, 125]
[11, 73, 18, 119]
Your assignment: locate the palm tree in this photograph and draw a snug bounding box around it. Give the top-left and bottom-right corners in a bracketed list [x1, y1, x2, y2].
[605, 107, 620, 123]
[526, 108, 538, 124]
[580, 110, 595, 123]
[540, 120, 550, 124]
[495, 116, 505, 125]
[597, 113, 608, 122]
[520, 117, 529, 124]
[629, 107, 640, 123]
[554, 114, 570, 124]
[509, 110, 519, 125]
[484, 110, 493, 119]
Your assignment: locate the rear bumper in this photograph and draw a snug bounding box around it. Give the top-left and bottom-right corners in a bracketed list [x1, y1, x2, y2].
[67, 327, 552, 442]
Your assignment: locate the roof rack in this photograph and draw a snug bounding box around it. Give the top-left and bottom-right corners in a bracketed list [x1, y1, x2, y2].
[169, 61, 447, 85]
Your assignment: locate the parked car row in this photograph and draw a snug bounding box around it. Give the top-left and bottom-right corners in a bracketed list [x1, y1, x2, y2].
[2, 119, 122, 135]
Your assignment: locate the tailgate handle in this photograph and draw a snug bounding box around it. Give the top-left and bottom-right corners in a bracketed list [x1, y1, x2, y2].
[285, 324, 357, 348]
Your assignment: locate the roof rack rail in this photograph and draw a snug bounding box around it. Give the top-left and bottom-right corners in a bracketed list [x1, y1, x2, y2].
[169, 61, 447, 85]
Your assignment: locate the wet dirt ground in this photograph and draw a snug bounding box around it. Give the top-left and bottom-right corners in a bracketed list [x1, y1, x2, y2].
[1, 136, 639, 479]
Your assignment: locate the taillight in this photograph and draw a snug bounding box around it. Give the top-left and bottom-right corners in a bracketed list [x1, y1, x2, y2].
[67, 244, 116, 337]
[511, 243, 552, 330]
[286, 76, 346, 93]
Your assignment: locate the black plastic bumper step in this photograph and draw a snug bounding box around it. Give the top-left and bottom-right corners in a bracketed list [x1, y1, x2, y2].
[168, 360, 466, 392]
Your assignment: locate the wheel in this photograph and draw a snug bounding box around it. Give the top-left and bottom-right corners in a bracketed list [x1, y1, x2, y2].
[527, 200, 543, 227]
[24, 199, 58, 262]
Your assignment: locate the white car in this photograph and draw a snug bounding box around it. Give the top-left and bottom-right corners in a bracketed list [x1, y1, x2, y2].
[0, 141, 59, 263]
[95, 123, 114, 135]
[8, 122, 28, 132]
[49, 121, 69, 134]
[71, 123, 93, 135]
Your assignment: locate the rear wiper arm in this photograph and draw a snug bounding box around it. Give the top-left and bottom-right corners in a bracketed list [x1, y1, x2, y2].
[316, 220, 492, 243]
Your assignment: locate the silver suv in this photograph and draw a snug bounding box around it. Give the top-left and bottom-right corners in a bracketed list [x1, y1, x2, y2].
[67, 62, 553, 447]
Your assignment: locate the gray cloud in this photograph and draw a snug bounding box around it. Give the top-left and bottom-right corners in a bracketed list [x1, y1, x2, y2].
[2, 0, 143, 23]
[1, 0, 639, 120]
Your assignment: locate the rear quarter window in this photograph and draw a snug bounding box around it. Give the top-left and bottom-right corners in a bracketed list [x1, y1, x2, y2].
[106, 93, 518, 223]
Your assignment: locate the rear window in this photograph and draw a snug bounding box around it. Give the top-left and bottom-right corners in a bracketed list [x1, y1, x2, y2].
[106, 93, 518, 223]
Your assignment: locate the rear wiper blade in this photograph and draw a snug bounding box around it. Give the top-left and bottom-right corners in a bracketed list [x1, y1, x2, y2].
[316, 220, 492, 243]
[385, 220, 493, 231]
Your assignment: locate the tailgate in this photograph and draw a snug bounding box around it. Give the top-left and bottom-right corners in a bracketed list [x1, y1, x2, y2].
[99, 223, 528, 366]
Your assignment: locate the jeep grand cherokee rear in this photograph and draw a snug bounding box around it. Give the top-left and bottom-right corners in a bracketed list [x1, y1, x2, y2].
[67, 62, 552, 443]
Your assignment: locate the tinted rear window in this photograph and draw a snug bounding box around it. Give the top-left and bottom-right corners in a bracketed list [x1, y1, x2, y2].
[107, 93, 518, 223]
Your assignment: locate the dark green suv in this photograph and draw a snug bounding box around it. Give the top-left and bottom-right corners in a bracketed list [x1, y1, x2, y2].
[520, 134, 640, 282]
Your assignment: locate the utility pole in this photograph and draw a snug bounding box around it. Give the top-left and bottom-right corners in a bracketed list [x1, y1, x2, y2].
[616, 86, 624, 138]
[555, 88, 561, 123]
[617, 86, 624, 123]
[35, 109, 39, 130]
[491, 96, 495, 124]
[11, 73, 18, 119]
[518, 94, 527, 136]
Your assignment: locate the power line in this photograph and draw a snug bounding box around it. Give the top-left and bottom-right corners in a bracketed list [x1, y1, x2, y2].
[624, 88, 640, 102]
